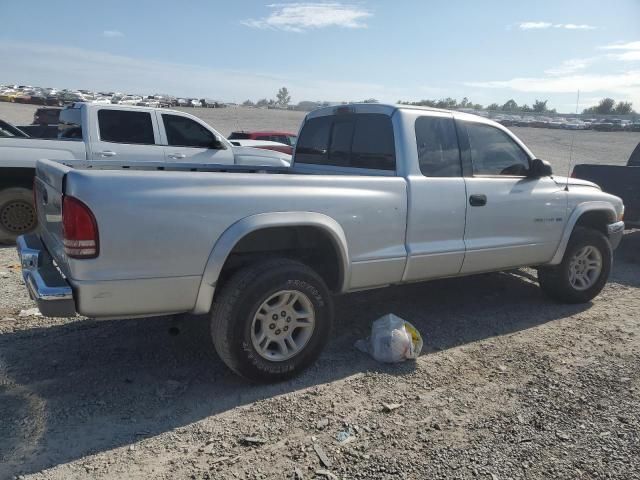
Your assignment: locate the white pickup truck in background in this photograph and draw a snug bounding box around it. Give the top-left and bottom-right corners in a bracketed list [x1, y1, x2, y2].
[0, 103, 291, 243]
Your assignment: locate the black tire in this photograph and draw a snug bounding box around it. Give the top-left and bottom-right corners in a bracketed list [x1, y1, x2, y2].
[538, 226, 612, 303]
[0, 187, 37, 245]
[210, 258, 333, 382]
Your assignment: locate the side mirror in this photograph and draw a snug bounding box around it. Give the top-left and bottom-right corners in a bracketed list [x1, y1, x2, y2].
[210, 137, 224, 150]
[529, 158, 553, 177]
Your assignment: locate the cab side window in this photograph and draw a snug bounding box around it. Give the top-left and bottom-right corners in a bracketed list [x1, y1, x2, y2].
[98, 110, 155, 145]
[415, 116, 461, 177]
[465, 122, 530, 176]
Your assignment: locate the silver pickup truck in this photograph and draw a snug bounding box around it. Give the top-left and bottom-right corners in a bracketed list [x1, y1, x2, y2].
[18, 104, 625, 381]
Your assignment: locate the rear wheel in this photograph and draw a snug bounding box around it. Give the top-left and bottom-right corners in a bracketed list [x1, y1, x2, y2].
[210, 258, 333, 382]
[538, 227, 612, 303]
[0, 188, 37, 245]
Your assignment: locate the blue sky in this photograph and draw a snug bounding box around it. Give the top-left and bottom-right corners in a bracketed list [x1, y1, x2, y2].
[1, 0, 639, 111]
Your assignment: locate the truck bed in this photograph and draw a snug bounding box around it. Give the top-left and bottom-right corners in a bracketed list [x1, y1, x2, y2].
[572, 164, 639, 226]
[34, 158, 408, 317]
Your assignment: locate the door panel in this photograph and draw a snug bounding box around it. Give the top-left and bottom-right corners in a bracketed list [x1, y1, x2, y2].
[461, 176, 567, 273]
[159, 112, 234, 165]
[403, 176, 467, 280]
[403, 114, 468, 281]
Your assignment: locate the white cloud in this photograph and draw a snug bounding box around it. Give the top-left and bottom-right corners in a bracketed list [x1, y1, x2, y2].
[518, 22, 596, 31]
[600, 41, 640, 51]
[465, 71, 640, 108]
[103, 30, 124, 38]
[544, 58, 595, 76]
[466, 71, 640, 92]
[242, 2, 371, 32]
[519, 22, 552, 30]
[599, 41, 640, 61]
[560, 23, 597, 30]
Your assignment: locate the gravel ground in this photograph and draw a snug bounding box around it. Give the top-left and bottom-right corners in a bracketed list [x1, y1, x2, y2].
[1, 101, 640, 479]
[2, 102, 639, 176]
[1, 232, 639, 480]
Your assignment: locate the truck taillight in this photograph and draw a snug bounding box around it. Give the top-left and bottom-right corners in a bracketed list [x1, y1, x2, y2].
[62, 195, 99, 258]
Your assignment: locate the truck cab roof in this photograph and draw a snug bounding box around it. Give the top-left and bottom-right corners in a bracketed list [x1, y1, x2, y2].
[306, 102, 501, 127]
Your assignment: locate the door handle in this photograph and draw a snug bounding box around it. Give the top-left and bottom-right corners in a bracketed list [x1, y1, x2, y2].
[100, 150, 116, 157]
[168, 153, 186, 159]
[469, 194, 487, 207]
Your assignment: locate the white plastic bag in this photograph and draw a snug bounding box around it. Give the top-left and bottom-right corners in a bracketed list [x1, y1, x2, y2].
[356, 314, 423, 363]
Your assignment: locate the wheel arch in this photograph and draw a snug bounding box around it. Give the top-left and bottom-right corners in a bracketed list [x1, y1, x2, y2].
[192, 212, 350, 314]
[549, 202, 617, 265]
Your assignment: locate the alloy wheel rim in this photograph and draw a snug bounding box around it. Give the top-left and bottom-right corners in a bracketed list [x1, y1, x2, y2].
[250, 289, 316, 362]
[568, 245, 602, 291]
[0, 201, 36, 234]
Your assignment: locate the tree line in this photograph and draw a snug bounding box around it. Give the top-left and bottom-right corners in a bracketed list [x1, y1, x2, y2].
[240, 89, 635, 115]
[398, 97, 556, 113]
[242, 87, 291, 108]
[582, 98, 634, 115]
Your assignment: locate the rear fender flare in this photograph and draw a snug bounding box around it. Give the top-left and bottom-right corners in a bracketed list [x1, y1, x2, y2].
[192, 212, 350, 314]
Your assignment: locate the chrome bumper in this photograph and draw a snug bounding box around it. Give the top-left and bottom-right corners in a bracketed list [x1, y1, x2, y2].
[16, 234, 77, 317]
[607, 221, 625, 250]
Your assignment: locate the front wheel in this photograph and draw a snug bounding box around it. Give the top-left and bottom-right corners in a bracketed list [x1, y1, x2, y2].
[210, 258, 333, 382]
[538, 226, 612, 303]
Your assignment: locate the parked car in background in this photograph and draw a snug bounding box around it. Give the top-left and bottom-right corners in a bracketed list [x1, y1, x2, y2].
[565, 120, 587, 130]
[531, 117, 551, 128]
[515, 116, 535, 127]
[628, 121, 640, 132]
[118, 95, 143, 105]
[593, 120, 614, 132]
[548, 118, 567, 129]
[92, 97, 113, 105]
[609, 119, 626, 131]
[228, 130, 298, 146]
[0, 103, 291, 243]
[200, 98, 222, 108]
[228, 139, 293, 155]
[0, 89, 19, 103]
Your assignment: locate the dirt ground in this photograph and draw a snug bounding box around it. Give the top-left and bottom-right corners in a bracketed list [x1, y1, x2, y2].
[1, 232, 639, 480]
[1, 101, 640, 479]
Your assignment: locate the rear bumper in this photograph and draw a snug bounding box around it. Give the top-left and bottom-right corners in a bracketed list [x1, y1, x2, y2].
[607, 221, 625, 250]
[16, 234, 77, 317]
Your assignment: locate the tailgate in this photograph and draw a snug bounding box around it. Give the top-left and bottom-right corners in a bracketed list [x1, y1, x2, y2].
[34, 159, 72, 275]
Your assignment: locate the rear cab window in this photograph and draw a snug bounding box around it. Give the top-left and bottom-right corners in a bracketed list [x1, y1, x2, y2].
[58, 107, 83, 140]
[295, 113, 395, 172]
[97, 109, 155, 145]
